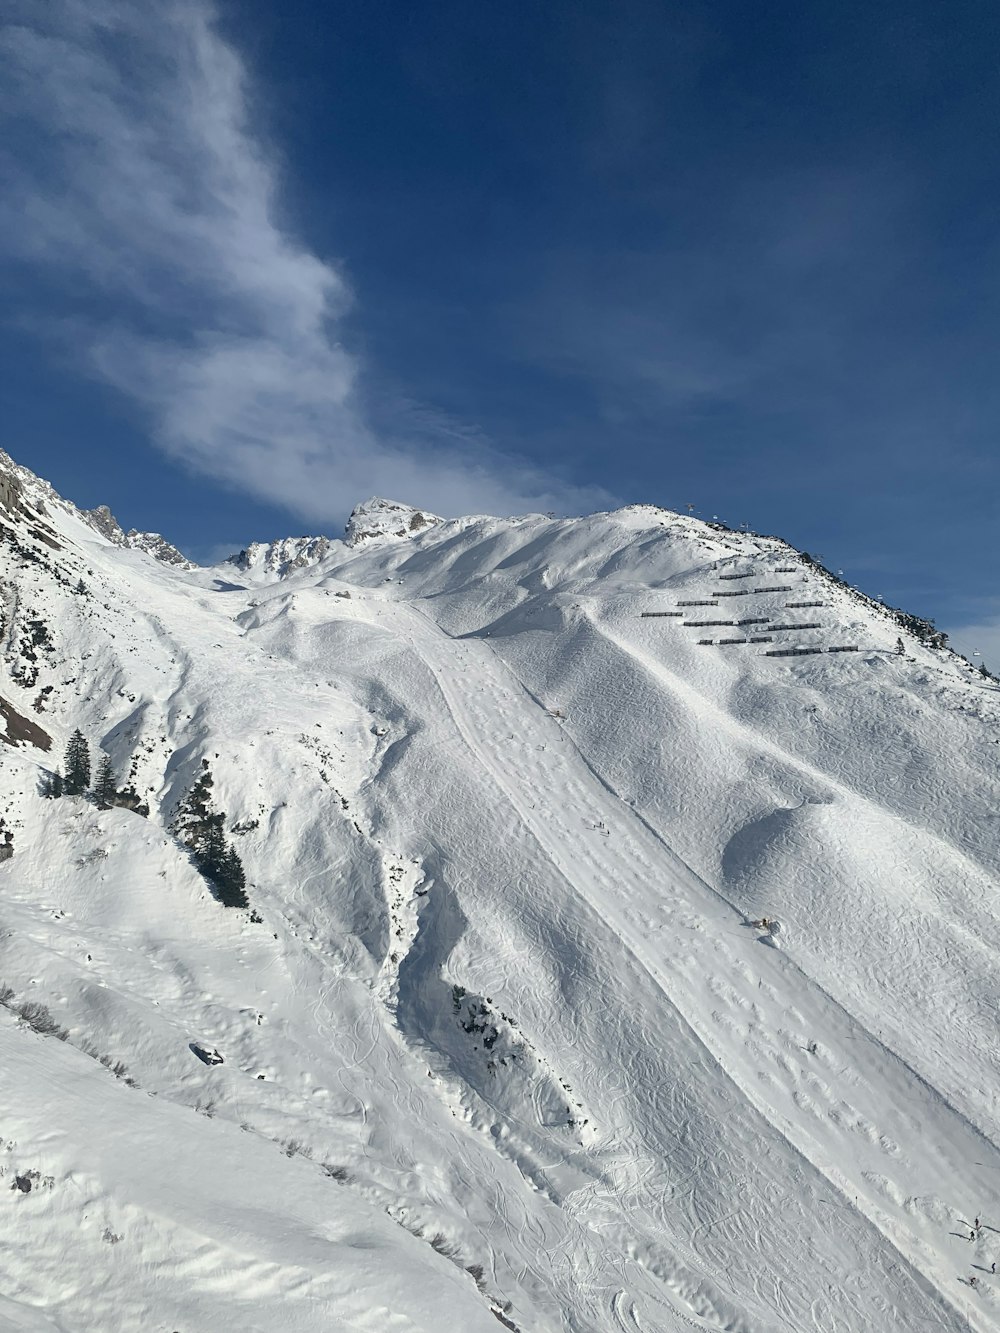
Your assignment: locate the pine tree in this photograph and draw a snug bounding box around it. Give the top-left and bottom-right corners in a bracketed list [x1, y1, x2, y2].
[63, 730, 91, 796]
[218, 846, 248, 909]
[93, 754, 117, 809]
[41, 769, 63, 799]
[172, 763, 250, 910]
[171, 770, 214, 843]
[197, 812, 227, 882]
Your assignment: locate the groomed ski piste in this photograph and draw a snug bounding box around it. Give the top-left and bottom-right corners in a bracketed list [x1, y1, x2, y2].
[2, 451, 1000, 1332]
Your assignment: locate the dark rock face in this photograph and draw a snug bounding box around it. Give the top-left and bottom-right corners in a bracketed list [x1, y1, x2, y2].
[0, 472, 24, 516]
[114, 787, 150, 818]
[0, 696, 52, 751]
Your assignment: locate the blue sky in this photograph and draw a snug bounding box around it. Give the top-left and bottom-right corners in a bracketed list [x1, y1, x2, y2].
[2, 0, 999, 663]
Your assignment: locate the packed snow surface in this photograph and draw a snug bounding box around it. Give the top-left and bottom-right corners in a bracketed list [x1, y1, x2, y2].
[2, 457, 1000, 1332]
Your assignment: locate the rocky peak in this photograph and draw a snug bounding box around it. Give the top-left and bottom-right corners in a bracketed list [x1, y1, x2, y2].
[83, 505, 194, 568]
[344, 497, 443, 548]
[0, 449, 65, 520]
[228, 535, 333, 578]
[83, 504, 125, 544]
[123, 530, 196, 569]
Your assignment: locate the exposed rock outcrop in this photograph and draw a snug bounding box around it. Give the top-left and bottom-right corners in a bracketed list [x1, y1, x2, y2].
[229, 536, 333, 578]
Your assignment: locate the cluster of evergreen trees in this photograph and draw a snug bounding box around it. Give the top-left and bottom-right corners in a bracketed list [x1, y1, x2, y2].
[42, 729, 143, 811]
[170, 765, 248, 909]
[42, 734, 249, 912]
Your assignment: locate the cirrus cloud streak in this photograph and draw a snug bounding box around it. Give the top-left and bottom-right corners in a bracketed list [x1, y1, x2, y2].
[1, 0, 610, 523]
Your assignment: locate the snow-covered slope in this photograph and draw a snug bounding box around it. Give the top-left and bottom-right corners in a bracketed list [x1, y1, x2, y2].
[2, 452, 999, 1333]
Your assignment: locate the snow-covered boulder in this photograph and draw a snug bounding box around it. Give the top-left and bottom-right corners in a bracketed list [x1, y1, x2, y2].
[190, 1042, 224, 1066]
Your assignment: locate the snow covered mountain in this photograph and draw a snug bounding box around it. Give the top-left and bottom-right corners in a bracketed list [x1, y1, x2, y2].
[82, 503, 195, 569]
[344, 496, 443, 547]
[2, 448, 1000, 1333]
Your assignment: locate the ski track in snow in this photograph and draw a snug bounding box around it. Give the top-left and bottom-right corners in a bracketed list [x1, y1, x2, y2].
[377, 598, 987, 1332]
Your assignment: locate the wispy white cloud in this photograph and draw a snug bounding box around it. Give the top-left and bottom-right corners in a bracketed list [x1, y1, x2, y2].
[1, 0, 610, 524]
